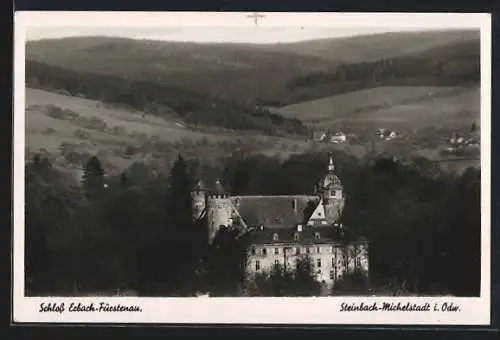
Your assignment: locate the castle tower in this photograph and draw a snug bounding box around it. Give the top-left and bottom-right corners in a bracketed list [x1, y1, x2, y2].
[319, 154, 345, 224]
[206, 179, 233, 244]
[191, 179, 208, 221]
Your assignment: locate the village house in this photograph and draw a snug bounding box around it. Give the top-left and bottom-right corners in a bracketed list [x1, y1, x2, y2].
[191, 155, 369, 288]
[376, 128, 397, 141]
[312, 131, 347, 144]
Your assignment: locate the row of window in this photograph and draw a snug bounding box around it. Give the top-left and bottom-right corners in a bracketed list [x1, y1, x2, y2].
[254, 258, 334, 271]
[271, 232, 322, 241]
[254, 258, 362, 272]
[250, 245, 340, 256]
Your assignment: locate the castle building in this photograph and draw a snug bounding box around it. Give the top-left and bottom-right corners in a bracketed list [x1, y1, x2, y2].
[191, 155, 369, 287]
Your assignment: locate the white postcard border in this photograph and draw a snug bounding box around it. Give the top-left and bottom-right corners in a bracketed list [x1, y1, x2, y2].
[13, 11, 492, 325]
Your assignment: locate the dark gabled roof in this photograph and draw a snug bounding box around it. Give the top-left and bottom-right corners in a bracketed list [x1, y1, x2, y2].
[230, 195, 319, 227]
[247, 225, 366, 246]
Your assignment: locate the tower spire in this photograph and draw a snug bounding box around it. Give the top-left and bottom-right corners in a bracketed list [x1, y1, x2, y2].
[328, 153, 335, 172]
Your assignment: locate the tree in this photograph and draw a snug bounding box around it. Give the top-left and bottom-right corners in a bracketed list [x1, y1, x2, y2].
[293, 255, 322, 296]
[120, 172, 130, 188]
[25, 155, 88, 295]
[244, 255, 320, 297]
[81, 156, 105, 200]
[332, 270, 371, 296]
[165, 154, 194, 231]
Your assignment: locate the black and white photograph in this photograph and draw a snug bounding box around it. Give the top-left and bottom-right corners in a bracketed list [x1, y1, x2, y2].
[13, 12, 491, 325]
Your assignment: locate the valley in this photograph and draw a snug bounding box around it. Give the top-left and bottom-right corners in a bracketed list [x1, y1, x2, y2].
[24, 29, 481, 179]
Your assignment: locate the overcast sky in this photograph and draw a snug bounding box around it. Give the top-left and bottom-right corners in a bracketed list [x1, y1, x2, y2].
[25, 27, 444, 44]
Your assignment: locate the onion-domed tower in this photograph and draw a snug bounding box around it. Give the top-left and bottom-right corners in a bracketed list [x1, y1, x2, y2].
[319, 154, 345, 224]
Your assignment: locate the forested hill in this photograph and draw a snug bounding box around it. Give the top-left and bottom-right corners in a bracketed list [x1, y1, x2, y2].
[26, 30, 480, 107]
[284, 38, 480, 105]
[25, 60, 308, 135]
[273, 29, 479, 62]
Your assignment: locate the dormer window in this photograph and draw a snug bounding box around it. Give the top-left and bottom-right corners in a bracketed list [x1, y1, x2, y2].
[315, 232, 321, 239]
[294, 233, 300, 240]
[262, 248, 267, 256]
[273, 233, 279, 241]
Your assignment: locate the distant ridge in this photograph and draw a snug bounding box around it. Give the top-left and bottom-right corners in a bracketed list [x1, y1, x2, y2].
[25, 29, 480, 109]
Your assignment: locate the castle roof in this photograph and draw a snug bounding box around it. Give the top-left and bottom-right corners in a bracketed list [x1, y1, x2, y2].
[230, 195, 319, 227]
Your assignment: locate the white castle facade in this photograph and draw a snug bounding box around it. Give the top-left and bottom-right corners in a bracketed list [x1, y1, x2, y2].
[191, 155, 369, 287]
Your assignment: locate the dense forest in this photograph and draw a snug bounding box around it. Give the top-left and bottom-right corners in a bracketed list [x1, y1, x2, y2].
[25, 60, 308, 136]
[25, 149, 481, 297]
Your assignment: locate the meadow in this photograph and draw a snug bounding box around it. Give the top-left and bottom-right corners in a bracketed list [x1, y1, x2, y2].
[273, 86, 480, 131]
[25, 86, 479, 180]
[24, 88, 318, 177]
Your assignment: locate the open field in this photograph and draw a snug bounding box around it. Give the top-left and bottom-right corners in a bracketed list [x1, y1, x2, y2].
[25, 88, 479, 177]
[272, 86, 480, 130]
[25, 88, 318, 175]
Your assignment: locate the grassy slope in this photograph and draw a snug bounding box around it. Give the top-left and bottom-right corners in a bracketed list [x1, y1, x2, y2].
[25, 88, 318, 174]
[25, 88, 478, 178]
[273, 86, 480, 130]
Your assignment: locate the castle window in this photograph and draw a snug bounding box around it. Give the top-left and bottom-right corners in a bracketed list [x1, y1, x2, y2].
[315, 232, 321, 240]
[255, 260, 260, 271]
[262, 248, 267, 256]
[331, 258, 335, 266]
[306, 247, 310, 254]
[291, 199, 296, 211]
[316, 246, 321, 253]
[294, 233, 299, 241]
[318, 212, 322, 216]
[274, 248, 280, 255]
[251, 247, 256, 255]
[317, 259, 322, 268]
[274, 260, 279, 268]
[330, 270, 334, 279]
[295, 247, 301, 255]
[273, 233, 279, 241]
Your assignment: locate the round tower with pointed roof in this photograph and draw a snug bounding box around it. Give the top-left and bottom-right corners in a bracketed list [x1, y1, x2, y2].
[319, 154, 345, 224]
[191, 179, 208, 221]
[206, 179, 233, 244]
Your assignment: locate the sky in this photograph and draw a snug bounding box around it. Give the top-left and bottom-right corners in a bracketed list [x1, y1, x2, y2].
[25, 27, 444, 44]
